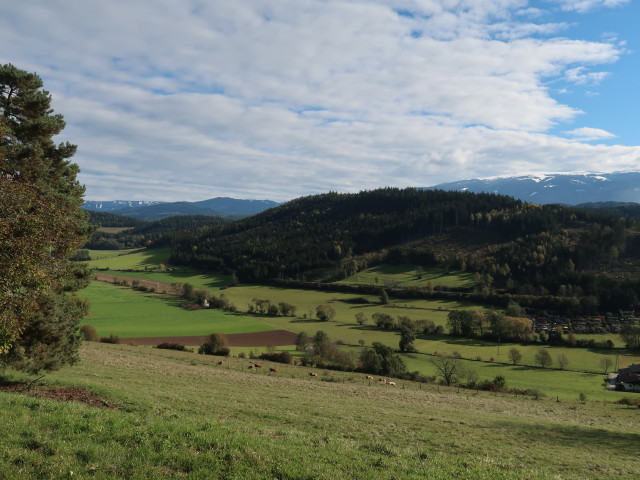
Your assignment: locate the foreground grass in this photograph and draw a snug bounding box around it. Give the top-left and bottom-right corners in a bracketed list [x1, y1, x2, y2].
[1, 342, 639, 479]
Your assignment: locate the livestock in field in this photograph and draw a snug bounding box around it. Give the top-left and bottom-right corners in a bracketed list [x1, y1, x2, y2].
[309, 372, 318, 377]
[254, 364, 263, 368]
[388, 381, 396, 386]
[269, 368, 278, 373]
[365, 375, 374, 380]
[217, 361, 224, 365]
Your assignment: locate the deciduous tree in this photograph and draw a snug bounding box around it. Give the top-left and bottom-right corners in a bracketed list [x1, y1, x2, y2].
[507, 347, 522, 365]
[535, 349, 552, 369]
[430, 354, 461, 386]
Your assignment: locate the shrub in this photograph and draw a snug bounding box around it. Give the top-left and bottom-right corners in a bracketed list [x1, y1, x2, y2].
[156, 342, 190, 352]
[80, 325, 98, 342]
[493, 375, 507, 390]
[617, 397, 640, 408]
[316, 304, 336, 322]
[258, 351, 293, 364]
[199, 332, 229, 356]
[100, 334, 120, 344]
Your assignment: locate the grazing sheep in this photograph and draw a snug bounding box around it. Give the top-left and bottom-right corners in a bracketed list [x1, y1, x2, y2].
[247, 365, 253, 369]
[365, 375, 374, 380]
[388, 381, 396, 386]
[309, 372, 318, 377]
[378, 378, 387, 384]
[217, 361, 224, 365]
[254, 363, 263, 368]
[269, 367, 278, 373]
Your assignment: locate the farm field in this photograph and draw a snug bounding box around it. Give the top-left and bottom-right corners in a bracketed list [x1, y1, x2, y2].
[83, 281, 275, 339]
[1, 342, 638, 479]
[80, 249, 638, 399]
[338, 264, 475, 289]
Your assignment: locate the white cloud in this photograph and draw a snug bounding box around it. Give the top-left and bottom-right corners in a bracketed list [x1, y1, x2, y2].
[556, 0, 629, 13]
[0, 0, 637, 201]
[565, 66, 610, 85]
[564, 127, 616, 140]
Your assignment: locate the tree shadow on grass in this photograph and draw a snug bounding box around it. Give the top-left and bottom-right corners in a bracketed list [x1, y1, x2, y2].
[494, 421, 640, 457]
[421, 335, 494, 348]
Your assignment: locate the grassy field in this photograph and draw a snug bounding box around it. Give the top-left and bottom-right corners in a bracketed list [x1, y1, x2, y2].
[83, 281, 274, 338]
[79, 249, 638, 400]
[84, 248, 172, 270]
[339, 264, 474, 289]
[1, 342, 639, 479]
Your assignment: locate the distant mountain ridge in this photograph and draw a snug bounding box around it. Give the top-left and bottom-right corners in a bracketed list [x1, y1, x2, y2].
[424, 171, 640, 205]
[83, 197, 280, 221]
[83, 200, 165, 211]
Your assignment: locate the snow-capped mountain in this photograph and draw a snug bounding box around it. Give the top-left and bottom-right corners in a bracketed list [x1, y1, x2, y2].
[82, 197, 280, 220]
[424, 172, 640, 205]
[83, 200, 165, 212]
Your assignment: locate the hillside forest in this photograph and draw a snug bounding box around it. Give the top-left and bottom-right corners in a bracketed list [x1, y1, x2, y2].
[88, 188, 640, 320]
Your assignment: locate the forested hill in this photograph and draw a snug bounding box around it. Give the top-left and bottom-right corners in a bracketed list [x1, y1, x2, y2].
[169, 188, 528, 280]
[86, 215, 230, 250]
[170, 188, 640, 313]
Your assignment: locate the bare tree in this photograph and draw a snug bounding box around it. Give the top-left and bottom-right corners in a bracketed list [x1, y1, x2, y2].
[507, 348, 522, 365]
[557, 353, 569, 370]
[600, 357, 613, 374]
[431, 354, 461, 386]
[535, 349, 552, 369]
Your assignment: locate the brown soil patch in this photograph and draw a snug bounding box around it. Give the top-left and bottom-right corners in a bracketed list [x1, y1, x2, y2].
[0, 380, 117, 409]
[121, 329, 298, 347]
[93, 273, 180, 294]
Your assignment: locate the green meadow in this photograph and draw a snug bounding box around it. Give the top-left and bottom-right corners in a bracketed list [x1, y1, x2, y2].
[83, 282, 274, 338]
[1, 342, 639, 479]
[80, 248, 640, 400]
[339, 264, 475, 288]
[84, 248, 172, 269]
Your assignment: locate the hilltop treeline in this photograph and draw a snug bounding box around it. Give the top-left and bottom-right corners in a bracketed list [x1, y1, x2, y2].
[87, 210, 148, 228]
[170, 188, 522, 279]
[86, 214, 230, 250]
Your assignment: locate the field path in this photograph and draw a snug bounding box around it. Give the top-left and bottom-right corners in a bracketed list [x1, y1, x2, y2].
[120, 330, 297, 347]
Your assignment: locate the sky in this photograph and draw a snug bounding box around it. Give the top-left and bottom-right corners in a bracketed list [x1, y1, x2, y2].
[2, 0, 640, 202]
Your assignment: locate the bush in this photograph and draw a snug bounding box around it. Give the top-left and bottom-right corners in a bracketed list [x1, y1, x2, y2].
[198, 332, 229, 356]
[80, 325, 98, 342]
[100, 334, 120, 344]
[617, 397, 640, 408]
[259, 351, 294, 364]
[156, 342, 191, 352]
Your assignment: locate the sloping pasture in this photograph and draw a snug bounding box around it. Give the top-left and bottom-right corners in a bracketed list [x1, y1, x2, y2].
[1, 342, 638, 479]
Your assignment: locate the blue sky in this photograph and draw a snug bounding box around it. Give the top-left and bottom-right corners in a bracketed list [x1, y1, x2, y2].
[1, 0, 639, 202]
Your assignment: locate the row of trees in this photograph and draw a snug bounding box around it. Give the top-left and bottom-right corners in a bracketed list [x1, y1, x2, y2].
[447, 310, 533, 342]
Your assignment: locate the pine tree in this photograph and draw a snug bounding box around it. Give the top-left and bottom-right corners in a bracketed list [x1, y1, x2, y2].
[0, 64, 92, 374]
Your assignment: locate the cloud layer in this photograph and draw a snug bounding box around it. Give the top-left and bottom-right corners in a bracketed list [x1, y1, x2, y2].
[1, 0, 638, 201]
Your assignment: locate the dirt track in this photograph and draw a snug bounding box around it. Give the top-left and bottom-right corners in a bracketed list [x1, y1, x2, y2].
[120, 330, 298, 347]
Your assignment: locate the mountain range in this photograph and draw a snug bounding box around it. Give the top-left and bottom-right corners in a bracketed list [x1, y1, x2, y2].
[83, 197, 280, 221]
[424, 171, 640, 205]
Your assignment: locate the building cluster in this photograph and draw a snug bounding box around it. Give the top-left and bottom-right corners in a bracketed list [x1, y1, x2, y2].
[616, 364, 640, 392]
[533, 312, 638, 335]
